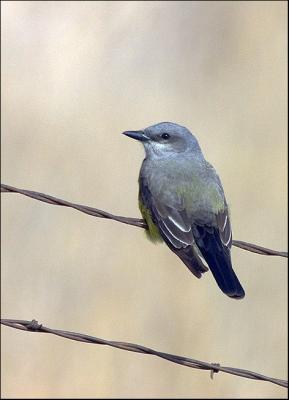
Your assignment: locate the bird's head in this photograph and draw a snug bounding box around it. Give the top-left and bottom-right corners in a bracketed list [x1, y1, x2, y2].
[122, 122, 202, 159]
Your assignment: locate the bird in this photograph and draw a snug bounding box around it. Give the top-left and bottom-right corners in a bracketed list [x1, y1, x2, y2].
[122, 122, 245, 299]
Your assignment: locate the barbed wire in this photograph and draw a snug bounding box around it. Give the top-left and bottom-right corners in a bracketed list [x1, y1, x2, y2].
[1, 183, 287, 258]
[1, 185, 287, 389]
[1, 319, 287, 388]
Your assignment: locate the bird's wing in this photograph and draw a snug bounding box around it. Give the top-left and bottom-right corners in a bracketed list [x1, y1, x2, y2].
[139, 176, 194, 249]
[139, 176, 208, 277]
[139, 171, 231, 250]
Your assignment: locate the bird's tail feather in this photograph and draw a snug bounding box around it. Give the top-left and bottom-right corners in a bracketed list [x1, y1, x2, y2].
[201, 250, 245, 299]
[164, 227, 245, 299]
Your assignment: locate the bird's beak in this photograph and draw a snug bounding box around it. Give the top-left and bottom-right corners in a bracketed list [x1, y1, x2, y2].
[122, 130, 150, 142]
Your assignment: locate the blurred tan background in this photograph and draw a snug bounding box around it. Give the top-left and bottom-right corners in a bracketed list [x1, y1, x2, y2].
[1, 1, 287, 398]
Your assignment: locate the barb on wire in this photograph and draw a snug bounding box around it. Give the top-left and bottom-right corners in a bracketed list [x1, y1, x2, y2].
[1, 183, 287, 257]
[1, 319, 287, 389]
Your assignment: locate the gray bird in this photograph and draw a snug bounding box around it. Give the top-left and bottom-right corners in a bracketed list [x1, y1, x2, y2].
[123, 122, 245, 299]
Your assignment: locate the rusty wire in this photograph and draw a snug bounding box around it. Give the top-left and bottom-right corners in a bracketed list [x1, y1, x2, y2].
[1, 319, 287, 388]
[1, 183, 287, 257]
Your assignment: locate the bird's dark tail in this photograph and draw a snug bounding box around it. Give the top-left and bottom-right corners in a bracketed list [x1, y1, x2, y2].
[190, 226, 245, 299]
[202, 250, 245, 299]
[175, 243, 245, 299]
[168, 239, 244, 299]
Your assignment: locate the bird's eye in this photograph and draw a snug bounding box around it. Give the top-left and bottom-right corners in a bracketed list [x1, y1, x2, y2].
[161, 133, 170, 140]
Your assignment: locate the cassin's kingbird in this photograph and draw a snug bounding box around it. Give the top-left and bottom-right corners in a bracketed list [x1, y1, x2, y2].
[123, 122, 245, 299]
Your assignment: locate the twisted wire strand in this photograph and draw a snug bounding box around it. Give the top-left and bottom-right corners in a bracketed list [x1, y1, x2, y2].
[1, 185, 287, 389]
[1, 184, 287, 257]
[1, 319, 287, 388]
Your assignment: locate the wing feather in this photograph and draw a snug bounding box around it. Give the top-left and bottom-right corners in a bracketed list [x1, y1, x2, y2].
[216, 208, 232, 248]
[140, 177, 193, 248]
